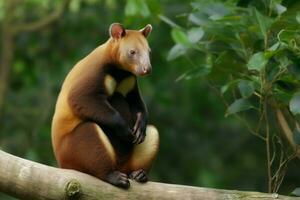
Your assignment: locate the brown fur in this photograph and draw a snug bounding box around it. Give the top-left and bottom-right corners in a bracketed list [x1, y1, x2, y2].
[57, 122, 116, 178]
[51, 24, 159, 188]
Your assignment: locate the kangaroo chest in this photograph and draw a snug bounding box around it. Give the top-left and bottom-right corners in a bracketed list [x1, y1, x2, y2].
[104, 74, 136, 97]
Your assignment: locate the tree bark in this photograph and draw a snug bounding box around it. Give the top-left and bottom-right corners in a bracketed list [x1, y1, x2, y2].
[0, 150, 298, 200]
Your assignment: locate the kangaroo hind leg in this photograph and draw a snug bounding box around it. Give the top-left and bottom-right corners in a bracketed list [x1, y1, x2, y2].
[57, 122, 130, 188]
[127, 125, 159, 183]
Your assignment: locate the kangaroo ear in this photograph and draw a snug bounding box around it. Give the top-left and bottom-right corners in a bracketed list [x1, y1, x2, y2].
[140, 24, 152, 38]
[109, 23, 126, 39]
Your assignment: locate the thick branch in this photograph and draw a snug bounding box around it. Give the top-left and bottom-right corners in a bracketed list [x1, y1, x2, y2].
[0, 150, 298, 200]
[12, 0, 71, 33]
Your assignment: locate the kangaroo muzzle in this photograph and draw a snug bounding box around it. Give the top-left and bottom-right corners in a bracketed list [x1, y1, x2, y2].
[137, 53, 152, 76]
[140, 64, 152, 76]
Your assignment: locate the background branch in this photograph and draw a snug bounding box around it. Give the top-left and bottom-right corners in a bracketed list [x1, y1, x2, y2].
[276, 109, 300, 158]
[12, 0, 71, 33]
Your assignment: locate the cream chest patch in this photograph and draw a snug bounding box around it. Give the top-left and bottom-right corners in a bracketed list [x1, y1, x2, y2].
[104, 75, 117, 96]
[104, 75, 136, 96]
[116, 76, 136, 96]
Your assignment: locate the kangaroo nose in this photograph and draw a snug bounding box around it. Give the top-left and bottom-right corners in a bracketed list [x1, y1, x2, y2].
[142, 65, 152, 75]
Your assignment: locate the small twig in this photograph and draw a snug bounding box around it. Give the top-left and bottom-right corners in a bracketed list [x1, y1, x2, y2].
[207, 81, 229, 107]
[270, 135, 278, 166]
[272, 152, 296, 181]
[272, 138, 285, 190]
[272, 152, 296, 192]
[184, 55, 199, 68]
[235, 114, 266, 140]
[256, 110, 265, 135]
[264, 101, 272, 193]
[270, 68, 288, 85]
[268, 0, 273, 17]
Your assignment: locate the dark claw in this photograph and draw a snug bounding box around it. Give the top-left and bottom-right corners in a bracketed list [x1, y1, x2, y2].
[133, 130, 145, 144]
[132, 112, 147, 145]
[132, 112, 142, 133]
[137, 131, 145, 144]
[129, 169, 148, 183]
[106, 171, 130, 189]
[132, 130, 139, 144]
[136, 172, 147, 182]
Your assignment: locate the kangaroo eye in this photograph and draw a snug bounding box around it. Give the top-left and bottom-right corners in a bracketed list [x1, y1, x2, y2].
[129, 49, 136, 55]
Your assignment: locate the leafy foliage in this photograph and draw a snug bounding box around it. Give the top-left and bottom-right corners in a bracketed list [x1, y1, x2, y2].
[226, 98, 254, 116]
[163, 0, 300, 193]
[247, 52, 268, 71]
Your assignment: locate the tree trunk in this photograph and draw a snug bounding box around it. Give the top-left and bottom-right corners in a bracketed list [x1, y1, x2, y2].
[0, 150, 298, 200]
[0, 0, 15, 114]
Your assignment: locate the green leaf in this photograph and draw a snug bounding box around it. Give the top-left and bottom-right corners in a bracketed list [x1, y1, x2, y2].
[188, 12, 209, 26]
[268, 42, 281, 52]
[273, 87, 293, 104]
[125, 0, 150, 17]
[293, 129, 300, 145]
[188, 3, 230, 24]
[176, 66, 211, 81]
[211, 3, 229, 15]
[288, 62, 300, 80]
[187, 27, 204, 43]
[247, 52, 268, 71]
[274, 4, 286, 15]
[253, 8, 273, 38]
[226, 99, 254, 117]
[296, 12, 300, 24]
[289, 92, 300, 115]
[167, 44, 186, 61]
[70, 0, 81, 13]
[265, 42, 281, 58]
[238, 80, 255, 98]
[138, 0, 151, 17]
[206, 4, 229, 20]
[292, 188, 300, 197]
[221, 79, 240, 94]
[277, 75, 300, 92]
[0, 2, 3, 21]
[13, 60, 25, 74]
[159, 15, 181, 29]
[125, 0, 138, 16]
[171, 29, 191, 47]
[275, 54, 290, 68]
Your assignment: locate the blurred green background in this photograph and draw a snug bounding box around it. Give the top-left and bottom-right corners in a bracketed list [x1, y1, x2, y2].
[0, 0, 299, 199]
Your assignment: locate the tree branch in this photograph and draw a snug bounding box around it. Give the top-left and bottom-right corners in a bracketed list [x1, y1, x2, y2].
[12, 0, 71, 34]
[0, 150, 298, 200]
[276, 109, 300, 158]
